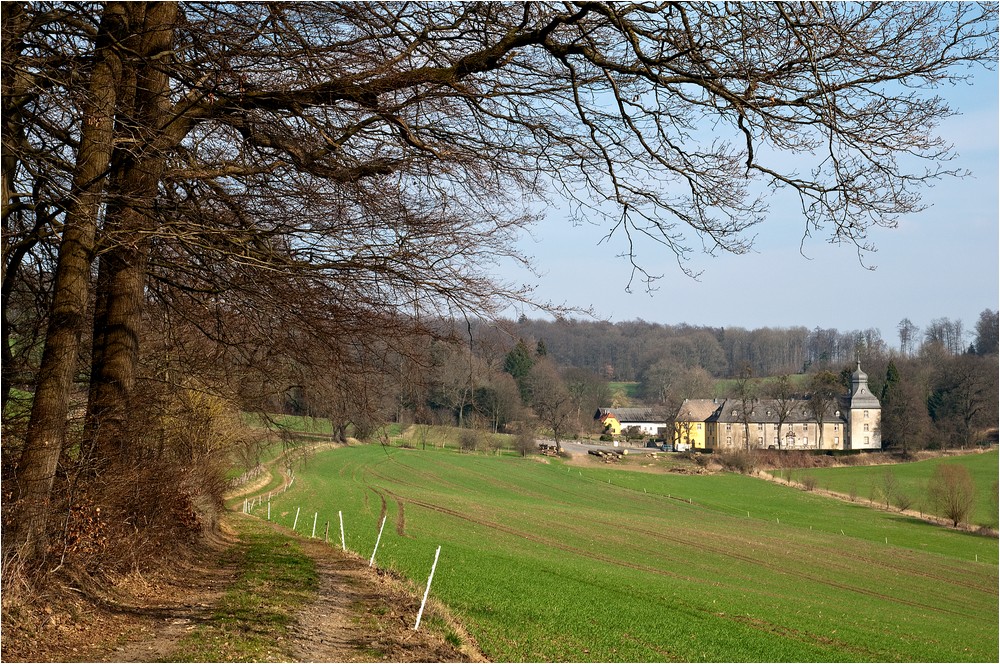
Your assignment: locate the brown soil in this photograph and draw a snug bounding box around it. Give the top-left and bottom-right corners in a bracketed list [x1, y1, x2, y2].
[1, 525, 239, 663]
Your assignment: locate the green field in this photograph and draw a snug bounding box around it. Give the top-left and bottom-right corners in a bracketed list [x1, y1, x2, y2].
[788, 451, 999, 528]
[254, 446, 998, 662]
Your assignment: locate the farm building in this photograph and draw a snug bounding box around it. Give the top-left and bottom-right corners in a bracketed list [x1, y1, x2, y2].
[595, 407, 668, 437]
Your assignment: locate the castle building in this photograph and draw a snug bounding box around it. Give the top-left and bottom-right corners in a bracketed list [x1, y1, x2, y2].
[678, 362, 881, 452]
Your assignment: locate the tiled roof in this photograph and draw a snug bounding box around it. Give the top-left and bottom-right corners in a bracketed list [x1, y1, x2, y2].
[708, 398, 845, 423]
[595, 407, 668, 423]
[676, 399, 721, 421]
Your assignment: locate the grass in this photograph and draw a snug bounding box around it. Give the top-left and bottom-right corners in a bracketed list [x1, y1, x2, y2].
[162, 516, 318, 662]
[607, 381, 641, 399]
[787, 451, 999, 528]
[257, 444, 999, 662]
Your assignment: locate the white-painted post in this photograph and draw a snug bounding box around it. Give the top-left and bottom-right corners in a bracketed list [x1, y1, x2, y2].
[324, 521, 329, 543]
[339, 511, 346, 551]
[311, 512, 318, 538]
[413, 546, 441, 631]
[369, 515, 387, 567]
[267, 501, 271, 521]
[293, 506, 300, 531]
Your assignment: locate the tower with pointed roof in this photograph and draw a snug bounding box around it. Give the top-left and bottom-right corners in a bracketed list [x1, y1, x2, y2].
[845, 360, 881, 450]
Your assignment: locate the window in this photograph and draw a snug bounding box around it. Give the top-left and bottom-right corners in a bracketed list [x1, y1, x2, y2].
[864, 423, 870, 432]
[865, 436, 870, 445]
[697, 423, 702, 430]
[726, 423, 732, 431]
[864, 410, 869, 418]
[834, 436, 839, 446]
[726, 437, 733, 446]
[757, 437, 764, 445]
[757, 423, 763, 430]
[833, 423, 839, 431]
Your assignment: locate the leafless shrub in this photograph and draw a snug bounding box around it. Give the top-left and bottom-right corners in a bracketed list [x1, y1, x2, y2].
[927, 464, 976, 527]
[459, 429, 482, 452]
[801, 475, 818, 491]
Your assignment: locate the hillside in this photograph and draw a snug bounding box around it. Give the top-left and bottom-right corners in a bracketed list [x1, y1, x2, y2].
[254, 443, 998, 662]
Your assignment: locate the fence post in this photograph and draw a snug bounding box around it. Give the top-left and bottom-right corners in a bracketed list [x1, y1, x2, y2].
[339, 510, 346, 551]
[293, 506, 300, 531]
[369, 515, 387, 567]
[413, 546, 441, 631]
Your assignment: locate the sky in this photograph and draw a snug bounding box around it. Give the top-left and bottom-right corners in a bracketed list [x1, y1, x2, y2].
[501, 63, 999, 350]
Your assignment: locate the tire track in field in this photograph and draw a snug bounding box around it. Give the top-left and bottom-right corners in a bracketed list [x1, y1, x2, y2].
[587, 515, 981, 619]
[363, 488, 949, 658]
[602, 507, 997, 601]
[381, 493, 701, 584]
[360, 453, 986, 620]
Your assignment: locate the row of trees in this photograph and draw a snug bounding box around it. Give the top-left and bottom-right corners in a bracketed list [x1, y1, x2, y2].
[3, 2, 996, 579]
[499, 313, 997, 382]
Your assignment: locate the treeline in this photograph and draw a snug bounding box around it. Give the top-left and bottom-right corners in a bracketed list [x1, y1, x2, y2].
[499, 314, 999, 381]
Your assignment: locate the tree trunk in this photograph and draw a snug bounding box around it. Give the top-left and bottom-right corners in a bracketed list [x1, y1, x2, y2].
[86, 2, 177, 464]
[12, 3, 129, 563]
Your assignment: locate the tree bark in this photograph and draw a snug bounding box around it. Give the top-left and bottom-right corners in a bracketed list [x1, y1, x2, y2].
[12, 2, 129, 562]
[86, 2, 177, 464]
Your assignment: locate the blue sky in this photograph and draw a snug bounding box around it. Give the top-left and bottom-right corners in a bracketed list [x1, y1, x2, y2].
[504, 64, 999, 349]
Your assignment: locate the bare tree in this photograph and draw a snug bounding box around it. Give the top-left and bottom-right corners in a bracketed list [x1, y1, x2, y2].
[898, 319, 919, 358]
[524, 358, 574, 453]
[733, 364, 758, 450]
[807, 371, 840, 449]
[928, 464, 976, 527]
[766, 375, 796, 450]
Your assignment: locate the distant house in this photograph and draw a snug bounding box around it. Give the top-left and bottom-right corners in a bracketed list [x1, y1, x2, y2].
[684, 362, 881, 451]
[594, 407, 668, 437]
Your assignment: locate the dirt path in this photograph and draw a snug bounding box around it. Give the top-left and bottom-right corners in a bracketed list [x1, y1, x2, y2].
[109, 530, 239, 662]
[286, 538, 483, 662]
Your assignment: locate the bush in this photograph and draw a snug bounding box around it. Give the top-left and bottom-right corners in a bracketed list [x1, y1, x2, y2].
[927, 464, 976, 527]
[716, 450, 756, 474]
[459, 429, 482, 452]
[801, 475, 818, 491]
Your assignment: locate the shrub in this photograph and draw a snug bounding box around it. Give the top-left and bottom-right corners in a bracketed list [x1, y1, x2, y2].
[717, 450, 756, 474]
[927, 464, 976, 527]
[459, 429, 482, 452]
[801, 475, 818, 491]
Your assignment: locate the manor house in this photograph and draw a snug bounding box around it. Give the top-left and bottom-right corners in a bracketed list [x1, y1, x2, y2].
[676, 362, 881, 452]
[597, 362, 882, 452]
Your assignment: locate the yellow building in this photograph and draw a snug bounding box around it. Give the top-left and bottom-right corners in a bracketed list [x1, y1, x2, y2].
[674, 399, 719, 449]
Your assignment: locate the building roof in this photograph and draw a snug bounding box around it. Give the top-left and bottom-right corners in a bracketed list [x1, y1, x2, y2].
[707, 398, 845, 424]
[676, 399, 722, 422]
[595, 407, 668, 423]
